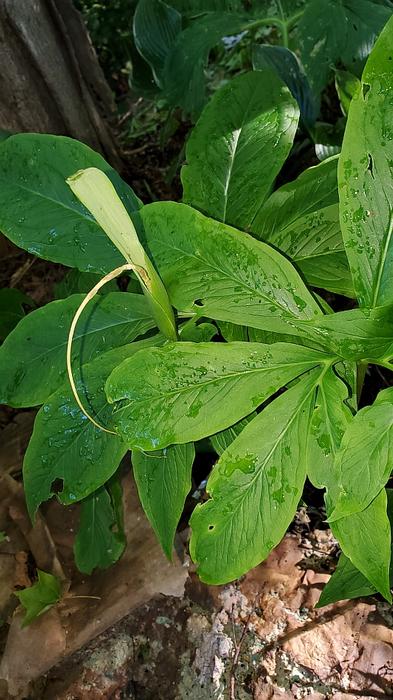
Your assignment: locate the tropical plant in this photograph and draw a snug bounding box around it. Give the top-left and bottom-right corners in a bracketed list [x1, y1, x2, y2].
[1, 15, 393, 611]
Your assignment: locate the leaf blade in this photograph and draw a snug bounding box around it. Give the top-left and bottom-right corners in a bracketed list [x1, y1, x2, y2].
[189, 368, 321, 584]
[132, 443, 195, 558]
[106, 341, 330, 450]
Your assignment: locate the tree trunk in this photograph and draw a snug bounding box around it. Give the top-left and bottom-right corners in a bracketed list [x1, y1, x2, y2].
[0, 0, 122, 170]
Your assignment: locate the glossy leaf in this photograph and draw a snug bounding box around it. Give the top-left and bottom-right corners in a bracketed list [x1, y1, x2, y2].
[181, 70, 299, 229]
[23, 336, 163, 518]
[252, 44, 316, 127]
[133, 0, 181, 87]
[162, 13, 254, 116]
[330, 489, 391, 601]
[330, 386, 393, 521]
[339, 13, 393, 307]
[298, 0, 391, 100]
[0, 292, 155, 407]
[250, 157, 354, 297]
[54, 269, 118, 299]
[132, 442, 195, 558]
[293, 305, 393, 361]
[0, 288, 34, 341]
[318, 490, 393, 606]
[307, 366, 353, 490]
[15, 570, 61, 627]
[189, 368, 321, 584]
[141, 201, 322, 335]
[335, 69, 360, 116]
[106, 341, 330, 450]
[0, 134, 141, 273]
[318, 554, 378, 606]
[179, 321, 217, 342]
[74, 484, 126, 574]
[305, 365, 391, 599]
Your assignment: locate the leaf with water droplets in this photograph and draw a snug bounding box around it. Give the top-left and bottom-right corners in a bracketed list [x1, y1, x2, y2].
[189, 368, 322, 584]
[329, 386, 393, 523]
[293, 304, 393, 361]
[141, 201, 322, 336]
[181, 70, 299, 230]
[298, 0, 391, 101]
[0, 292, 156, 407]
[132, 443, 195, 558]
[106, 341, 331, 450]
[0, 133, 141, 273]
[250, 156, 354, 297]
[23, 336, 164, 518]
[339, 14, 393, 308]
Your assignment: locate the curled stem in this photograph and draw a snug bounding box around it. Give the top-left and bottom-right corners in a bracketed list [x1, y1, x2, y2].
[66, 263, 144, 435]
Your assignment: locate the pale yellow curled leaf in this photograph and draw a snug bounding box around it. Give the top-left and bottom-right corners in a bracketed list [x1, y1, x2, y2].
[67, 168, 176, 340]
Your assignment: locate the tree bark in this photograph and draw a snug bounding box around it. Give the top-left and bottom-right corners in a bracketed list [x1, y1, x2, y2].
[0, 0, 122, 169]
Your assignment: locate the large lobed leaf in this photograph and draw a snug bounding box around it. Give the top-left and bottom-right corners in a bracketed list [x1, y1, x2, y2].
[106, 341, 331, 450]
[182, 70, 299, 230]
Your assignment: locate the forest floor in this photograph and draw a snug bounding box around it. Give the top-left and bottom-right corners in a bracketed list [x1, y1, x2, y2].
[0, 121, 392, 700]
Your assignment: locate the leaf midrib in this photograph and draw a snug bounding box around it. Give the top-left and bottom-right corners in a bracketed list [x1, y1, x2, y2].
[113, 359, 323, 407]
[154, 236, 316, 319]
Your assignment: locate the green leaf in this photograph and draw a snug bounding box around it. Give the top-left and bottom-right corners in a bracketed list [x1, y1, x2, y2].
[318, 489, 393, 606]
[179, 321, 217, 342]
[306, 366, 391, 600]
[307, 366, 353, 490]
[181, 70, 299, 229]
[293, 305, 393, 361]
[189, 367, 321, 584]
[54, 269, 118, 299]
[0, 134, 141, 273]
[252, 44, 317, 127]
[74, 484, 126, 574]
[0, 288, 34, 341]
[106, 341, 330, 450]
[330, 489, 391, 601]
[318, 554, 379, 606]
[330, 386, 393, 521]
[0, 292, 155, 407]
[141, 201, 322, 335]
[132, 442, 195, 558]
[339, 14, 393, 308]
[23, 336, 164, 518]
[162, 13, 253, 116]
[15, 570, 61, 627]
[250, 157, 354, 297]
[133, 0, 182, 87]
[335, 69, 361, 116]
[210, 413, 256, 456]
[298, 0, 391, 99]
